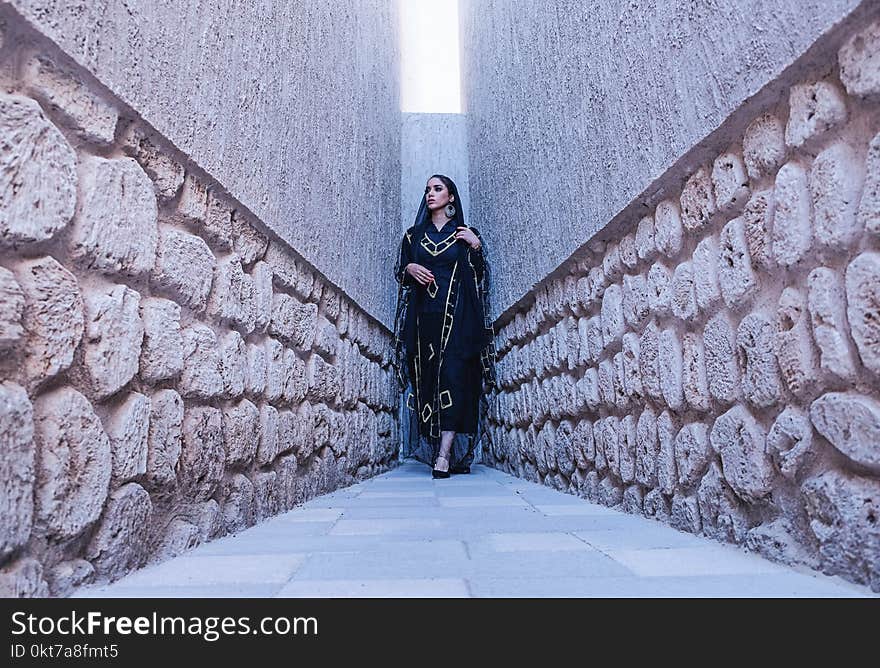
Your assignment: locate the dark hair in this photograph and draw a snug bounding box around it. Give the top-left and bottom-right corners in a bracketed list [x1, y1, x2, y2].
[414, 174, 464, 230]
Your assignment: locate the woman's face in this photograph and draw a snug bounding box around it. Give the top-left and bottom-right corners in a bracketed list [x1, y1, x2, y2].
[425, 177, 453, 211]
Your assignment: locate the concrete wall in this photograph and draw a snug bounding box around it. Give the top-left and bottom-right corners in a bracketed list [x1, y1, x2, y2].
[401, 113, 470, 233]
[6, 0, 401, 325]
[0, 12, 399, 597]
[461, 0, 868, 318]
[486, 17, 880, 592]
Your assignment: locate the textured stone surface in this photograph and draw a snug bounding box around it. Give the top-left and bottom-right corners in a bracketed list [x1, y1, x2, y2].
[145, 389, 183, 489]
[656, 410, 678, 496]
[807, 267, 859, 382]
[674, 422, 710, 488]
[802, 470, 880, 590]
[0, 383, 34, 557]
[712, 151, 750, 214]
[698, 461, 750, 544]
[786, 81, 847, 148]
[845, 252, 880, 375]
[775, 287, 819, 398]
[737, 312, 782, 408]
[654, 199, 683, 257]
[772, 163, 812, 268]
[252, 261, 273, 332]
[622, 273, 649, 328]
[79, 284, 144, 400]
[704, 312, 740, 405]
[121, 124, 184, 203]
[680, 167, 716, 232]
[0, 267, 25, 349]
[620, 332, 643, 401]
[742, 190, 775, 272]
[270, 294, 317, 351]
[639, 320, 661, 402]
[47, 559, 94, 598]
[224, 399, 260, 468]
[0, 558, 49, 598]
[152, 228, 215, 312]
[70, 156, 158, 277]
[692, 235, 721, 313]
[671, 493, 702, 534]
[85, 483, 152, 579]
[643, 488, 671, 523]
[106, 393, 150, 485]
[635, 215, 657, 263]
[859, 131, 880, 235]
[180, 324, 224, 400]
[178, 407, 224, 501]
[264, 338, 285, 403]
[139, 297, 183, 384]
[658, 328, 684, 411]
[245, 342, 267, 398]
[256, 404, 280, 468]
[16, 256, 84, 388]
[219, 331, 247, 399]
[838, 20, 880, 99]
[767, 406, 815, 481]
[710, 405, 773, 504]
[0, 93, 77, 245]
[208, 256, 255, 333]
[743, 113, 786, 180]
[646, 263, 672, 317]
[682, 333, 710, 412]
[810, 392, 880, 471]
[33, 388, 111, 539]
[811, 142, 864, 252]
[635, 407, 658, 487]
[718, 217, 757, 309]
[671, 261, 697, 321]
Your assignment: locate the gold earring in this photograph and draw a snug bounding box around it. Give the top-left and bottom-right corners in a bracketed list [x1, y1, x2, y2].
[445, 203, 456, 218]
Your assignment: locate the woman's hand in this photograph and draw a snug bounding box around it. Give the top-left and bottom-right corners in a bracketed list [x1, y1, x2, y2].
[406, 263, 435, 286]
[455, 226, 481, 250]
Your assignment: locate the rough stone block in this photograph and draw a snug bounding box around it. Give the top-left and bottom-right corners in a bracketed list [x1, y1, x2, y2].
[174, 174, 208, 227]
[704, 312, 740, 405]
[839, 21, 880, 99]
[858, 132, 880, 235]
[120, 124, 184, 203]
[0, 93, 76, 245]
[597, 358, 616, 408]
[75, 157, 159, 278]
[245, 342, 267, 398]
[179, 406, 224, 501]
[593, 420, 606, 472]
[683, 332, 710, 412]
[284, 349, 309, 404]
[208, 256, 256, 334]
[16, 256, 84, 388]
[601, 283, 625, 346]
[572, 419, 595, 468]
[712, 151, 750, 214]
[810, 392, 880, 472]
[313, 320, 337, 360]
[618, 414, 637, 484]
[145, 389, 182, 489]
[643, 488, 671, 523]
[646, 262, 672, 318]
[801, 470, 880, 590]
[179, 324, 224, 400]
[692, 235, 721, 312]
[621, 332, 643, 400]
[743, 113, 786, 180]
[639, 320, 662, 402]
[219, 474, 255, 533]
[623, 485, 645, 515]
[33, 388, 110, 539]
[554, 420, 576, 476]
[775, 287, 820, 398]
[697, 461, 750, 544]
[786, 81, 847, 148]
[718, 217, 757, 309]
[807, 267, 859, 382]
[587, 266, 606, 306]
[742, 189, 775, 271]
[597, 476, 623, 508]
[674, 422, 710, 488]
[22, 51, 117, 144]
[79, 284, 144, 400]
[232, 211, 269, 266]
[656, 410, 678, 496]
[671, 261, 697, 321]
[654, 199, 683, 257]
[224, 399, 260, 468]
[811, 142, 864, 252]
[0, 383, 34, 557]
[612, 352, 629, 410]
[46, 559, 94, 598]
[772, 163, 812, 268]
[619, 233, 638, 271]
[0, 558, 49, 598]
[153, 519, 201, 562]
[152, 228, 215, 312]
[622, 273, 649, 328]
[680, 166, 716, 232]
[585, 315, 604, 362]
[270, 294, 317, 351]
[845, 251, 880, 374]
[0, 267, 24, 349]
[139, 298, 183, 384]
[217, 331, 245, 399]
[85, 483, 151, 579]
[579, 367, 600, 411]
[264, 338, 285, 404]
[710, 404, 773, 504]
[737, 312, 782, 408]
[106, 392, 150, 485]
[659, 328, 684, 412]
[671, 493, 702, 534]
[602, 243, 623, 282]
[256, 404, 280, 467]
[635, 407, 658, 487]
[767, 406, 815, 481]
[200, 190, 234, 251]
[635, 215, 657, 263]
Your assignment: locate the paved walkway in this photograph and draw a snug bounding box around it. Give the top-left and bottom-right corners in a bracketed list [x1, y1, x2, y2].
[75, 461, 874, 598]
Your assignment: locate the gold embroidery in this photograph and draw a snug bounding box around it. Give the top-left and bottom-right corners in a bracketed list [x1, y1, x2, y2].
[420, 231, 458, 257]
[440, 390, 452, 409]
[426, 281, 438, 298]
[406, 392, 416, 410]
[421, 402, 433, 422]
[427, 343, 435, 360]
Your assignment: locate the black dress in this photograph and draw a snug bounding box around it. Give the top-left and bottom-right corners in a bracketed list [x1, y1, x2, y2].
[392, 219, 496, 472]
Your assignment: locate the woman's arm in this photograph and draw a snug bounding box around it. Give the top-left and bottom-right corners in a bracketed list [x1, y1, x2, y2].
[395, 230, 416, 286]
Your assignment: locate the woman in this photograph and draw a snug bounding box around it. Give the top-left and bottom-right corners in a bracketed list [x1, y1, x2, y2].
[393, 174, 496, 478]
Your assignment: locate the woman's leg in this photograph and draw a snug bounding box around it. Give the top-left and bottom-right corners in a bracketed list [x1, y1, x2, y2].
[435, 430, 455, 471]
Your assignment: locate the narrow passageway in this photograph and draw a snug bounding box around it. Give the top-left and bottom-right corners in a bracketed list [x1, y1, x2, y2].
[75, 464, 872, 598]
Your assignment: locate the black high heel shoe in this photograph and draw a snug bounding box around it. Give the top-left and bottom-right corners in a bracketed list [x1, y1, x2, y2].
[432, 455, 450, 479]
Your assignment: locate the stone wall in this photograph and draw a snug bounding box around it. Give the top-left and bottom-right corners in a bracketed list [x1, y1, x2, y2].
[0, 16, 399, 597]
[486, 19, 880, 592]
[5, 0, 401, 325]
[461, 0, 869, 318]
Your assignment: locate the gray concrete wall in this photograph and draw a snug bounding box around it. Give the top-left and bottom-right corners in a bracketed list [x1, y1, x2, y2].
[461, 0, 866, 318]
[7, 0, 401, 326]
[400, 113, 469, 233]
